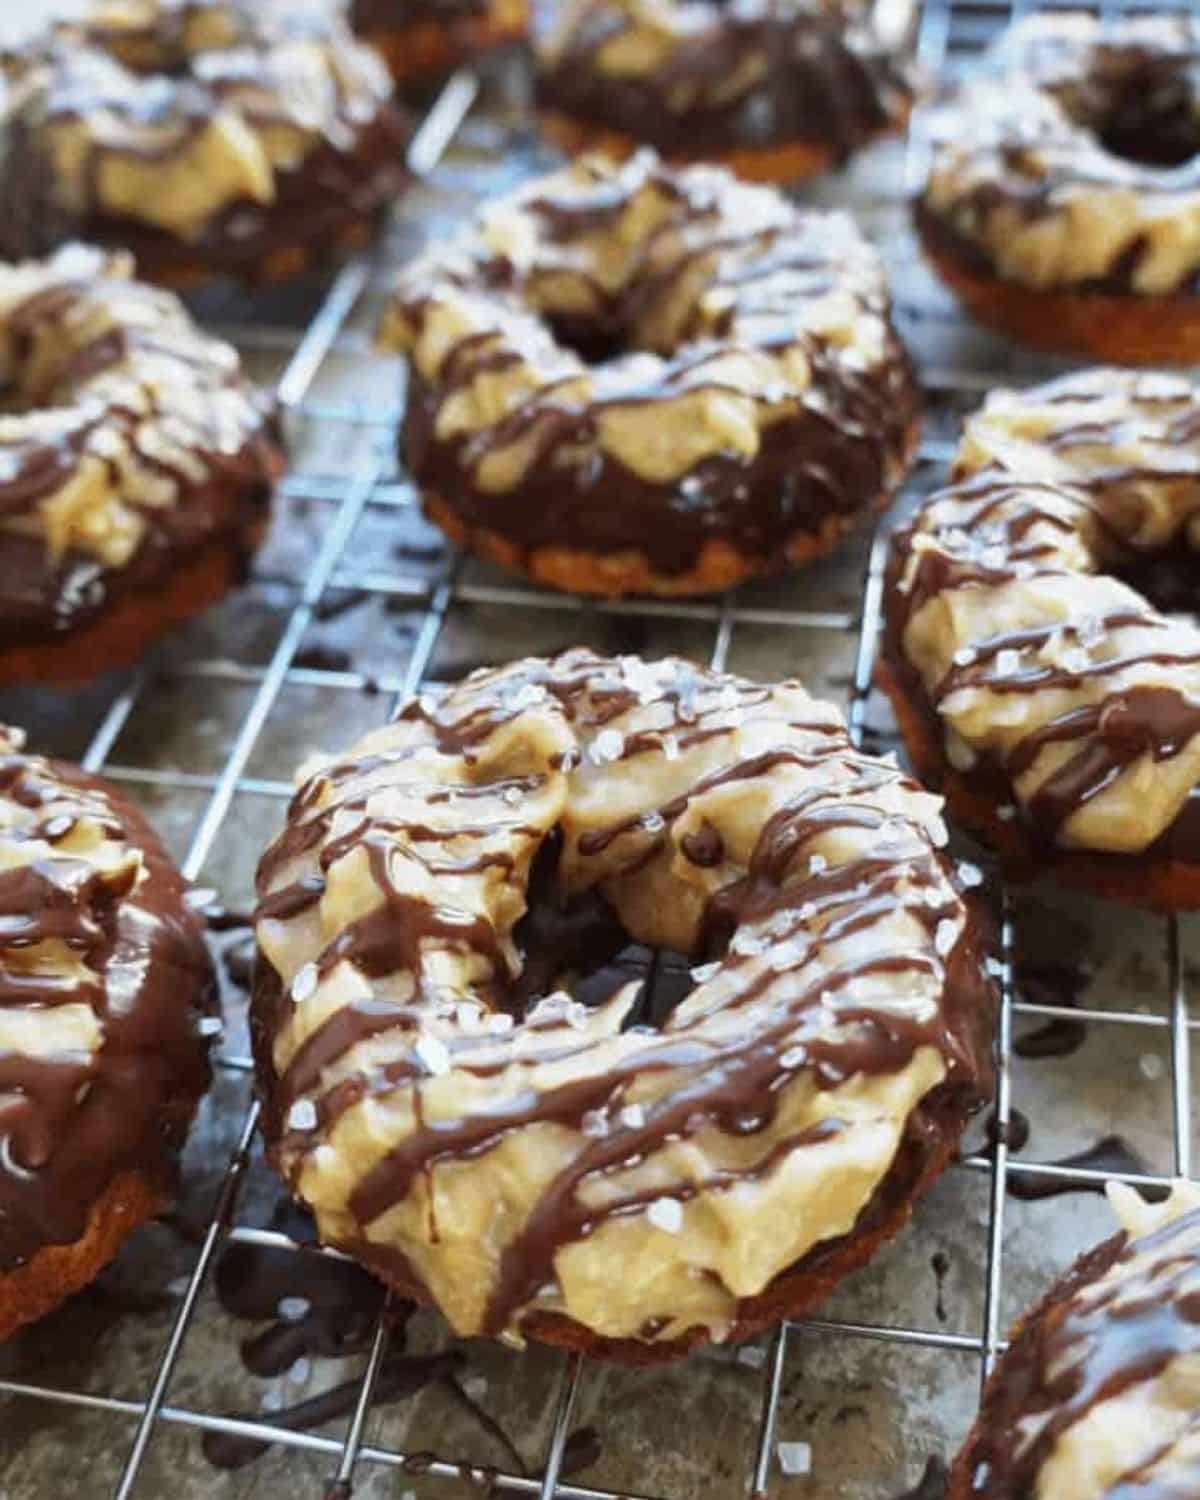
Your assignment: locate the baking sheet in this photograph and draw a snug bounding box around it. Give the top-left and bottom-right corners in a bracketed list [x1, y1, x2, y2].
[2, 6, 1198, 1497]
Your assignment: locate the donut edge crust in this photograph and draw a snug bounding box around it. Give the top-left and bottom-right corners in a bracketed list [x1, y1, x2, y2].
[915, 206, 1200, 367]
[537, 104, 915, 185]
[945, 1230, 1128, 1500]
[0, 1171, 169, 1344]
[420, 414, 921, 597]
[0, 513, 270, 687]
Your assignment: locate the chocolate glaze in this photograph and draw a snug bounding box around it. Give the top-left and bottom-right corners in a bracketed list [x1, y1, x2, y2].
[533, 0, 916, 162]
[883, 370, 1200, 865]
[252, 650, 996, 1348]
[1007, 1136, 1166, 1203]
[1013, 961, 1090, 1060]
[394, 155, 918, 578]
[953, 1202, 1200, 1499]
[0, 7, 411, 279]
[0, 741, 215, 1268]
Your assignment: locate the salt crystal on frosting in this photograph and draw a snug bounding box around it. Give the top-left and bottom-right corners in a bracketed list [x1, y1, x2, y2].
[809, 853, 828, 875]
[995, 649, 1021, 677]
[416, 1034, 451, 1076]
[288, 1099, 317, 1131]
[620, 1104, 646, 1129]
[952, 646, 976, 667]
[691, 961, 720, 983]
[291, 963, 319, 1003]
[590, 728, 625, 765]
[642, 811, 666, 834]
[934, 919, 958, 957]
[780, 1046, 807, 1069]
[957, 861, 984, 888]
[997, 804, 1017, 821]
[277, 1296, 310, 1323]
[198, 1016, 224, 1037]
[646, 1197, 684, 1234]
[488, 1012, 515, 1035]
[581, 1110, 609, 1138]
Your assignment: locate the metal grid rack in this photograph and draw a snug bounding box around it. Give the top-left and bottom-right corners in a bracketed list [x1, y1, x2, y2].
[2, 0, 1198, 1494]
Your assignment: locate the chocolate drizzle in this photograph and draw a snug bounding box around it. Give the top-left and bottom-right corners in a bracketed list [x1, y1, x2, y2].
[533, 0, 916, 164]
[387, 152, 919, 580]
[252, 650, 995, 1349]
[884, 368, 1200, 863]
[0, 736, 215, 1268]
[952, 1199, 1200, 1499]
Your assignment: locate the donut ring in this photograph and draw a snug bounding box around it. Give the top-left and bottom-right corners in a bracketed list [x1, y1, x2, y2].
[882, 368, 1200, 911]
[381, 152, 920, 598]
[0, 1, 410, 288]
[252, 650, 995, 1361]
[350, 0, 528, 87]
[917, 13, 1200, 364]
[0, 726, 216, 1342]
[0, 245, 284, 686]
[532, 0, 919, 184]
[948, 1182, 1200, 1500]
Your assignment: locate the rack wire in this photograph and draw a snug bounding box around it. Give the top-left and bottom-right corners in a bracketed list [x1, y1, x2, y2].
[2, 0, 1198, 1494]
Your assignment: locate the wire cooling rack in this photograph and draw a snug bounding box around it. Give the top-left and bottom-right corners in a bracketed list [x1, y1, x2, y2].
[2, 1, 1198, 1495]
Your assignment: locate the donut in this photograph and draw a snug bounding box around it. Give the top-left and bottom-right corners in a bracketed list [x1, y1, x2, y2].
[532, 0, 919, 183]
[380, 152, 920, 598]
[881, 368, 1200, 912]
[916, 13, 1200, 365]
[0, 244, 284, 687]
[350, 0, 528, 87]
[252, 650, 997, 1362]
[0, 1, 411, 288]
[0, 726, 216, 1342]
[948, 1180, 1200, 1500]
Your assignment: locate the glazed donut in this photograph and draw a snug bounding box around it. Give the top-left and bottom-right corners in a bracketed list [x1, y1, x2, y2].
[533, 0, 919, 183]
[0, 1, 410, 288]
[252, 650, 996, 1362]
[0, 726, 216, 1342]
[380, 152, 920, 598]
[350, 0, 528, 87]
[882, 368, 1200, 912]
[916, 13, 1200, 364]
[0, 245, 284, 687]
[948, 1180, 1200, 1500]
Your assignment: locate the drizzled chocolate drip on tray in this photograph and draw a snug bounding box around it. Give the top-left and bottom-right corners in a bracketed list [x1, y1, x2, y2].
[252, 649, 995, 1359]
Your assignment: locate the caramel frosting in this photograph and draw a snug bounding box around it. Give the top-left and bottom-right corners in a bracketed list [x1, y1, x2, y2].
[253, 650, 995, 1350]
[381, 151, 918, 581]
[0, 243, 281, 646]
[920, 13, 1200, 296]
[0, 0, 402, 254]
[955, 1180, 1200, 1500]
[0, 724, 215, 1268]
[887, 368, 1200, 858]
[533, 0, 917, 162]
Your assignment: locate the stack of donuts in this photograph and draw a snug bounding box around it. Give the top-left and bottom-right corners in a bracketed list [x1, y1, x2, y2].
[1, 3, 1198, 1496]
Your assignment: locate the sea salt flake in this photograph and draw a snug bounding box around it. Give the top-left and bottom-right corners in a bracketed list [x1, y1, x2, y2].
[995, 649, 1021, 677]
[778, 1441, 812, 1477]
[781, 1046, 807, 1069]
[416, 1034, 451, 1076]
[291, 963, 319, 1003]
[957, 861, 984, 888]
[952, 647, 976, 668]
[691, 961, 721, 983]
[620, 1103, 646, 1130]
[184, 886, 218, 911]
[661, 734, 680, 761]
[277, 1296, 311, 1323]
[642, 811, 666, 834]
[1063, 647, 1091, 675]
[646, 1197, 684, 1234]
[198, 1016, 224, 1037]
[288, 1099, 317, 1131]
[808, 853, 828, 875]
[799, 902, 818, 921]
[289, 1357, 312, 1386]
[502, 786, 523, 806]
[985, 957, 1005, 978]
[581, 1110, 609, 1138]
[260, 1387, 286, 1414]
[590, 728, 625, 765]
[997, 804, 1017, 822]
[929, 815, 950, 846]
[456, 1001, 483, 1028]
[935, 919, 958, 957]
[1077, 615, 1105, 648]
[488, 1012, 515, 1035]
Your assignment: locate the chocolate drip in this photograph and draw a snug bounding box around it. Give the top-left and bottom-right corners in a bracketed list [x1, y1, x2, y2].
[1008, 1136, 1165, 1202]
[0, 747, 214, 1266]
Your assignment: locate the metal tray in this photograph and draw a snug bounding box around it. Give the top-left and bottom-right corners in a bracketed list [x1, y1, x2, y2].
[1, 2, 1198, 1496]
